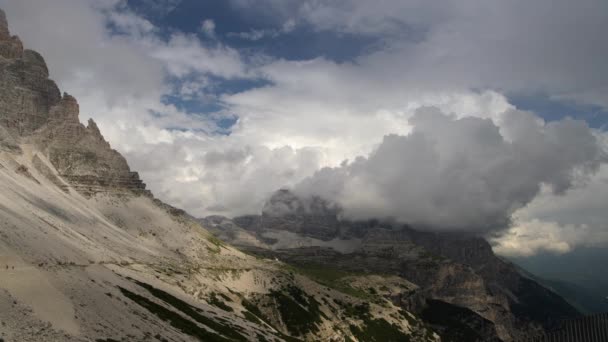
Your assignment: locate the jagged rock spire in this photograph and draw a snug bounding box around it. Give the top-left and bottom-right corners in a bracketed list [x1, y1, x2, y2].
[0, 7, 150, 197]
[0, 8, 23, 59]
[0, 8, 10, 40]
[49, 92, 80, 122]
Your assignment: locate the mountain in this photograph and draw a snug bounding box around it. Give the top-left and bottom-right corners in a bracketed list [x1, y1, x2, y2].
[201, 189, 581, 342]
[0, 9, 438, 342]
[510, 248, 608, 314]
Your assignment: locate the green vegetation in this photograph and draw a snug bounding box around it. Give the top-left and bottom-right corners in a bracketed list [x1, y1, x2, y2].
[218, 292, 232, 302]
[288, 264, 373, 300]
[241, 296, 304, 342]
[243, 310, 262, 324]
[349, 319, 412, 342]
[419, 251, 446, 263]
[208, 292, 233, 312]
[342, 302, 372, 319]
[118, 286, 235, 341]
[206, 234, 225, 254]
[205, 267, 246, 281]
[420, 299, 488, 342]
[242, 298, 267, 321]
[120, 279, 250, 341]
[255, 333, 271, 342]
[340, 302, 412, 342]
[269, 285, 325, 336]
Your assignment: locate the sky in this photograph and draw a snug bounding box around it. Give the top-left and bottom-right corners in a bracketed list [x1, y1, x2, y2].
[1, 0, 607, 257]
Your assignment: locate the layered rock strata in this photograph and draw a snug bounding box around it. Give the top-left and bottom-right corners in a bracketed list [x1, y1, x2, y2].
[0, 9, 149, 196]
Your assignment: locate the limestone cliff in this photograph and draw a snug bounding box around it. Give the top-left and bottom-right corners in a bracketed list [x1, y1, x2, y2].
[0, 9, 148, 196]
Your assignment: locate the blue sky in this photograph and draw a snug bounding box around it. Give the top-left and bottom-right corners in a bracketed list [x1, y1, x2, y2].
[122, 0, 608, 131]
[509, 94, 608, 130]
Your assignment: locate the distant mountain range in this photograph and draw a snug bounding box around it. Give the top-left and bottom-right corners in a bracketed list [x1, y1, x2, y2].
[201, 189, 581, 341]
[510, 248, 608, 314]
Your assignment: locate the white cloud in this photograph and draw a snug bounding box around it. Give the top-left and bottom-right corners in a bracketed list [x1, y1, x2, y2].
[491, 219, 587, 257]
[200, 19, 216, 39]
[149, 33, 246, 79]
[493, 161, 608, 256]
[294, 109, 605, 232]
[228, 18, 296, 41]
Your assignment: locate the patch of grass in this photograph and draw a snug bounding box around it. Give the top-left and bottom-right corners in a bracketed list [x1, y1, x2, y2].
[242, 298, 266, 320]
[218, 292, 232, 302]
[205, 234, 226, 254]
[242, 297, 305, 342]
[339, 300, 415, 342]
[343, 302, 372, 320]
[256, 333, 271, 342]
[207, 246, 221, 254]
[206, 267, 246, 281]
[269, 285, 325, 337]
[419, 251, 446, 263]
[420, 299, 489, 342]
[208, 292, 233, 312]
[290, 264, 373, 300]
[118, 286, 233, 342]
[122, 279, 250, 341]
[349, 318, 412, 342]
[243, 310, 262, 324]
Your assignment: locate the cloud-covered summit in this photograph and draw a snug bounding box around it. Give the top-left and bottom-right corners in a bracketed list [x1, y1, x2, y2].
[295, 108, 605, 232]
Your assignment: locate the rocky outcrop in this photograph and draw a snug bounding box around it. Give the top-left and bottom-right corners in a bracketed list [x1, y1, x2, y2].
[34, 94, 150, 196]
[233, 189, 349, 240]
[217, 189, 581, 342]
[0, 9, 23, 59]
[0, 10, 60, 136]
[0, 8, 149, 197]
[0, 124, 19, 152]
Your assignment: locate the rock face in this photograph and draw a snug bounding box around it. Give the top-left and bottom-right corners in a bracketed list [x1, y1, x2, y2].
[233, 189, 348, 240]
[213, 189, 581, 342]
[0, 9, 23, 59]
[0, 9, 148, 196]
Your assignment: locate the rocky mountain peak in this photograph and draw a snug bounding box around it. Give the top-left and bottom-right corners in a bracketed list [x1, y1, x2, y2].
[0, 8, 149, 197]
[49, 93, 80, 123]
[86, 118, 104, 140]
[262, 188, 340, 218]
[0, 9, 23, 59]
[0, 9, 9, 39]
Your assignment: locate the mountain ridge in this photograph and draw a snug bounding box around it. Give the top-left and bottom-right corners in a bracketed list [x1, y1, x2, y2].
[201, 189, 581, 341]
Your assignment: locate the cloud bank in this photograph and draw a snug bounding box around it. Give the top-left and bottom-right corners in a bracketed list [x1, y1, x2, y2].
[295, 109, 605, 232]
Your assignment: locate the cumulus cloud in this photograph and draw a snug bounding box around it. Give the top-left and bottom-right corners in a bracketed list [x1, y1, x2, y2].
[492, 219, 592, 257]
[294, 109, 605, 232]
[493, 162, 608, 256]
